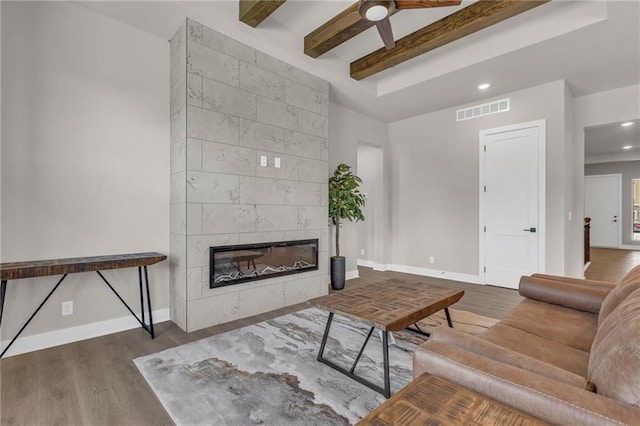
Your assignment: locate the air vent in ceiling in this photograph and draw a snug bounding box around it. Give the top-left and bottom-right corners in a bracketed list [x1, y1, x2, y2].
[456, 98, 510, 122]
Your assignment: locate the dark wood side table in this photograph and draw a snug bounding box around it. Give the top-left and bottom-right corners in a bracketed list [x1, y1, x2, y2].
[309, 281, 464, 398]
[0, 252, 167, 358]
[357, 373, 548, 425]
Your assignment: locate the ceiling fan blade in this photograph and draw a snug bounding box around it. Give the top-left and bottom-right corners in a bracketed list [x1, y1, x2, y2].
[375, 17, 395, 49]
[394, 0, 461, 9]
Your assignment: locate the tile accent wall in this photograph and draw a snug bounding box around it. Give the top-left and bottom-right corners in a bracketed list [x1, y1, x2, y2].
[169, 19, 329, 332]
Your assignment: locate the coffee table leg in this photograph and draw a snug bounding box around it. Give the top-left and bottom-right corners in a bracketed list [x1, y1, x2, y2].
[317, 312, 334, 361]
[382, 331, 391, 398]
[444, 307, 453, 328]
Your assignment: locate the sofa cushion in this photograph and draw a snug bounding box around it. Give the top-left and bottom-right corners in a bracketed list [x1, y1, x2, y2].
[589, 288, 640, 407]
[599, 264, 640, 326]
[498, 299, 598, 352]
[480, 323, 590, 377]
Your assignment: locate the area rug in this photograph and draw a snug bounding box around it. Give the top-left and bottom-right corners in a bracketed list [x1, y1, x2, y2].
[134, 307, 498, 426]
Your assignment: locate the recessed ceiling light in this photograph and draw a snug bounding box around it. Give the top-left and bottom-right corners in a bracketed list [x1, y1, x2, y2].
[621, 122, 634, 127]
[622, 145, 633, 150]
[478, 83, 491, 90]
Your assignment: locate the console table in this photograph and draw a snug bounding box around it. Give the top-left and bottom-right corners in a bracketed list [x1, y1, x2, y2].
[0, 252, 167, 358]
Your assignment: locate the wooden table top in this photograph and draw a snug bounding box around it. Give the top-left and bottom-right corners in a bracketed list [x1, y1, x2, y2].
[357, 373, 547, 425]
[1, 252, 167, 280]
[308, 280, 463, 331]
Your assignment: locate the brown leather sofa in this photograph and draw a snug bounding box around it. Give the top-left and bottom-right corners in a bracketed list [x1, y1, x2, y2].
[413, 265, 640, 425]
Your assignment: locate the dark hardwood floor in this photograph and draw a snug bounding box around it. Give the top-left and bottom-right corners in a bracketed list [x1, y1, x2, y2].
[585, 247, 640, 282]
[1, 251, 637, 425]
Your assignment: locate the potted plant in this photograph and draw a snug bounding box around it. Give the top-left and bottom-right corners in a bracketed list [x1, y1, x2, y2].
[328, 163, 366, 290]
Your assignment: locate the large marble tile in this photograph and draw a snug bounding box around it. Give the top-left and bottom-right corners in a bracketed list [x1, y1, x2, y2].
[186, 19, 203, 44]
[238, 231, 286, 244]
[297, 109, 328, 138]
[187, 266, 203, 300]
[187, 106, 239, 145]
[256, 205, 298, 232]
[186, 138, 203, 171]
[284, 130, 328, 161]
[255, 51, 298, 81]
[202, 140, 256, 176]
[239, 119, 285, 153]
[170, 203, 187, 234]
[256, 97, 298, 131]
[297, 157, 328, 183]
[239, 62, 285, 102]
[202, 26, 256, 66]
[187, 292, 240, 330]
[187, 73, 203, 107]
[170, 171, 187, 204]
[171, 107, 186, 144]
[202, 204, 257, 234]
[186, 203, 202, 235]
[203, 78, 257, 120]
[285, 80, 328, 116]
[186, 171, 239, 203]
[239, 176, 285, 205]
[237, 282, 285, 318]
[297, 69, 329, 93]
[170, 139, 186, 174]
[187, 42, 239, 87]
[297, 206, 328, 230]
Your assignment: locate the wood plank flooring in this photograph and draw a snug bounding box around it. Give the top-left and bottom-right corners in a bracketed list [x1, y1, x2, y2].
[585, 247, 640, 282]
[1, 251, 637, 425]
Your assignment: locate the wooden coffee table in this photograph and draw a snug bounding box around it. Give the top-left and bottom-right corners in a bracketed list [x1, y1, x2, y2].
[357, 373, 547, 425]
[308, 281, 464, 397]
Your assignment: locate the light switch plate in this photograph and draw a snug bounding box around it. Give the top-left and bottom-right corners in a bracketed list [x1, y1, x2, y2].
[274, 157, 281, 168]
[260, 155, 267, 167]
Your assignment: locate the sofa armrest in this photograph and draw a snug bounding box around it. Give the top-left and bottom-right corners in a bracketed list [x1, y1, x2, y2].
[531, 273, 617, 289]
[519, 275, 611, 314]
[428, 327, 586, 387]
[414, 340, 640, 426]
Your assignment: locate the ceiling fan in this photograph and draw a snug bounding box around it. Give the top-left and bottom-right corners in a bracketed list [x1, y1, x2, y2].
[358, 0, 462, 49]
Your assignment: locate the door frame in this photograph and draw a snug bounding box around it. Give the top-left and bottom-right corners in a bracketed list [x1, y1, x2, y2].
[478, 119, 546, 284]
[584, 173, 622, 248]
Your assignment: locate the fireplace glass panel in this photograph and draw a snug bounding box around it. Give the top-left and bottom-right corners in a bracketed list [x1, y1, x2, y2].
[210, 239, 318, 288]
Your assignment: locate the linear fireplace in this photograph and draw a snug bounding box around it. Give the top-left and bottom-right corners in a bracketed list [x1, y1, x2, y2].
[209, 239, 319, 288]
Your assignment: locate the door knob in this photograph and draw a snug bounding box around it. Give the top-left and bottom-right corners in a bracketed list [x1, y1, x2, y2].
[523, 227, 537, 233]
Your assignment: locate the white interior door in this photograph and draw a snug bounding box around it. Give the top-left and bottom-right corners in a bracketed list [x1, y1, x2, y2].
[584, 175, 620, 248]
[480, 122, 544, 289]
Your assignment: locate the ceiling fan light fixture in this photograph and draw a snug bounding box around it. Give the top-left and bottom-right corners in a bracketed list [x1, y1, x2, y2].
[478, 82, 491, 90]
[359, 1, 392, 22]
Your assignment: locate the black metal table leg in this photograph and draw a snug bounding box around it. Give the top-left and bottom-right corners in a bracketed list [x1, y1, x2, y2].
[350, 327, 374, 373]
[1, 274, 68, 358]
[382, 331, 391, 398]
[144, 266, 154, 338]
[0, 280, 7, 326]
[445, 307, 453, 328]
[316, 312, 392, 398]
[96, 270, 154, 338]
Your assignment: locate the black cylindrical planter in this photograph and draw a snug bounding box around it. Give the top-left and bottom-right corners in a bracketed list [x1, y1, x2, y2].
[330, 256, 346, 290]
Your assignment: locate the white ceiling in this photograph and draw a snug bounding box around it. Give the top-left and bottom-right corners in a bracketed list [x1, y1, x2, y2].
[77, 0, 640, 123]
[585, 120, 640, 163]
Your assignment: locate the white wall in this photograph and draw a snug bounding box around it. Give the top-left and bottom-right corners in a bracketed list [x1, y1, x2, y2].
[388, 80, 571, 279]
[1, 1, 170, 354]
[329, 103, 389, 276]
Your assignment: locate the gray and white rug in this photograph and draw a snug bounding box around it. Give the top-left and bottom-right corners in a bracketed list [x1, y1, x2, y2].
[134, 307, 497, 425]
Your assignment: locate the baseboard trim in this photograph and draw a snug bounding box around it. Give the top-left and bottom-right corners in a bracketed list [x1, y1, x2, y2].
[1, 308, 170, 358]
[357, 259, 482, 284]
[346, 270, 359, 280]
[357, 259, 391, 271]
[618, 244, 640, 250]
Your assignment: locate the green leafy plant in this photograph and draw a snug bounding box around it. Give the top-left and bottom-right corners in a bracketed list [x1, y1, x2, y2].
[328, 163, 366, 257]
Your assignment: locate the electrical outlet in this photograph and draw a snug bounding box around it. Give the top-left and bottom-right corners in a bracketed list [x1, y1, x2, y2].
[429, 256, 435, 264]
[260, 155, 267, 167]
[62, 301, 73, 316]
[360, 249, 365, 256]
[274, 157, 281, 168]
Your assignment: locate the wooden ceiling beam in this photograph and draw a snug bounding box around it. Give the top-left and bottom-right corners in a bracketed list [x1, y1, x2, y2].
[239, 0, 287, 28]
[350, 0, 550, 80]
[304, 2, 400, 59]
